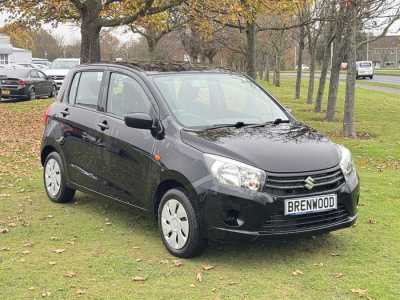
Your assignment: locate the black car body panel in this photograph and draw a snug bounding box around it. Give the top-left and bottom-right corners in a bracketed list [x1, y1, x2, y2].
[0, 68, 55, 100]
[41, 63, 359, 242]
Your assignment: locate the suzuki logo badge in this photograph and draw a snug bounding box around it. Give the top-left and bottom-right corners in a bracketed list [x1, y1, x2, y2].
[304, 176, 315, 190]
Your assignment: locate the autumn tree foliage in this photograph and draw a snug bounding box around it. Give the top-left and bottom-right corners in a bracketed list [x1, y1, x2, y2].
[3, 0, 184, 63]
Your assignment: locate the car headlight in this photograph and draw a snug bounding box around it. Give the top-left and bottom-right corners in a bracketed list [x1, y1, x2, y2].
[337, 145, 355, 178]
[204, 154, 266, 192]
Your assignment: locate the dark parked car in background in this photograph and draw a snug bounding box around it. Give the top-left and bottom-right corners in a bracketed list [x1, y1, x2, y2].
[41, 62, 359, 258]
[0, 68, 57, 101]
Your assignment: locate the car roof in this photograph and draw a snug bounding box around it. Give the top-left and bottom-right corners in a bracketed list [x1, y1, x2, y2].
[77, 61, 239, 76]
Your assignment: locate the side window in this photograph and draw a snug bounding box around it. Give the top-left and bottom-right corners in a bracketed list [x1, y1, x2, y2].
[68, 72, 81, 103]
[107, 73, 151, 117]
[30, 70, 39, 78]
[75, 71, 103, 108]
[38, 71, 47, 79]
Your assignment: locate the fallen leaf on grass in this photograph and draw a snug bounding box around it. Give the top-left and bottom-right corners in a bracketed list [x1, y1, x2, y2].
[64, 272, 77, 278]
[49, 261, 57, 266]
[76, 289, 86, 295]
[368, 219, 377, 224]
[196, 272, 203, 282]
[132, 246, 140, 249]
[41, 291, 51, 297]
[132, 276, 146, 282]
[292, 270, 304, 276]
[19, 258, 26, 263]
[28, 287, 35, 291]
[8, 223, 17, 227]
[202, 264, 215, 271]
[52, 249, 65, 254]
[105, 222, 112, 226]
[0, 228, 9, 234]
[189, 284, 196, 288]
[24, 242, 33, 247]
[0, 247, 10, 251]
[335, 273, 344, 278]
[173, 260, 183, 267]
[351, 288, 368, 296]
[159, 259, 169, 264]
[21, 250, 31, 255]
[136, 258, 142, 262]
[50, 236, 59, 241]
[330, 252, 340, 256]
[313, 262, 324, 267]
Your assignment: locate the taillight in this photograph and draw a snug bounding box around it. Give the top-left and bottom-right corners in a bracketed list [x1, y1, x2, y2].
[17, 79, 25, 89]
[44, 105, 52, 125]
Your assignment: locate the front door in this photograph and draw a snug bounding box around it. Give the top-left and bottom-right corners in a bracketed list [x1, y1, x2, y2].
[97, 71, 156, 208]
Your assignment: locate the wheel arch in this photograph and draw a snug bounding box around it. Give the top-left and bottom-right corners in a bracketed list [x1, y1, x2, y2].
[152, 170, 199, 219]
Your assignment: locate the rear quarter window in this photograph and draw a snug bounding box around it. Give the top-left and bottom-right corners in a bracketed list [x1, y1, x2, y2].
[68, 72, 81, 104]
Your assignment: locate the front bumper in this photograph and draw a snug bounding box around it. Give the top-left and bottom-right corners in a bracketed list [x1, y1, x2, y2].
[199, 177, 359, 241]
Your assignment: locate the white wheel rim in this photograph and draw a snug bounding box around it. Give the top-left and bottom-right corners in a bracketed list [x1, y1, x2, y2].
[45, 158, 62, 197]
[161, 199, 189, 250]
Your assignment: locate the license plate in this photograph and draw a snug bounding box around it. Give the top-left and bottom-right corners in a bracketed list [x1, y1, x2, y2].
[284, 194, 337, 216]
[1, 89, 10, 96]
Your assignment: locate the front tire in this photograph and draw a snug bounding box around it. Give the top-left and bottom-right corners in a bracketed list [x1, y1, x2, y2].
[43, 152, 75, 203]
[158, 189, 205, 258]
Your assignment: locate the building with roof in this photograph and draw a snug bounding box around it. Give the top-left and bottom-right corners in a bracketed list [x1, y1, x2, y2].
[0, 33, 32, 65]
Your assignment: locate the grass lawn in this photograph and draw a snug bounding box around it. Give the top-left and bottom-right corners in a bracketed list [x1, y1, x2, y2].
[0, 80, 399, 299]
[358, 81, 400, 90]
[375, 69, 400, 77]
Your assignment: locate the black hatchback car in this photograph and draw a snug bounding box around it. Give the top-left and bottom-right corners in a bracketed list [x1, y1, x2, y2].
[0, 68, 57, 101]
[41, 63, 359, 257]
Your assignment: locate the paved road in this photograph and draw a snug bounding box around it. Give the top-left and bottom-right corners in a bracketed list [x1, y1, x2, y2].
[282, 72, 400, 85]
[282, 72, 400, 94]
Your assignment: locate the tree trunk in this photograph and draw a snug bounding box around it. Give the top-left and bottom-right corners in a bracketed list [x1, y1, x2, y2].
[274, 54, 281, 87]
[295, 25, 305, 100]
[264, 55, 270, 82]
[315, 39, 332, 112]
[147, 38, 156, 61]
[325, 27, 350, 121]
[343, 8, 357, 138]
[80, 6, 101, 64]
[246, 22, 257, 79]
[306, 48, 316, 104]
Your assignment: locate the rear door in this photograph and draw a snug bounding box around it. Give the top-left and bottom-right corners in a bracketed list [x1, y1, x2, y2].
[29, 70, 43, 95]
[38, 70, 52, 95]
[97, 70, 157, 208]
[59, 70, 107, 191]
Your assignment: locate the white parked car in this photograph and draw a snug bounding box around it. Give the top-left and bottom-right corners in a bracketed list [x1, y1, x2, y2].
[45, 58, 80, 90]
[356, 61, 374, 79]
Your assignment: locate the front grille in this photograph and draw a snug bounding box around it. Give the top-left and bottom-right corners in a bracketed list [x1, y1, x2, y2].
[260, 204, 349, 234]
[264, 167, 345, 197]
[49, 75, 65, 81]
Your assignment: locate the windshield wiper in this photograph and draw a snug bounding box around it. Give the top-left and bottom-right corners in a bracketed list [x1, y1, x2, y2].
[205, 121, 256, 130]
[246, 118, 290, 128]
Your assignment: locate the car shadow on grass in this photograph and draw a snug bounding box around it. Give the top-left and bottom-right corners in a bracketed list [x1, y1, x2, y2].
[69, 191, 348, 263]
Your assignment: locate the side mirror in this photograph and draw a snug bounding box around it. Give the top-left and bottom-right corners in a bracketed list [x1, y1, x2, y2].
[124, 113, 154, 130]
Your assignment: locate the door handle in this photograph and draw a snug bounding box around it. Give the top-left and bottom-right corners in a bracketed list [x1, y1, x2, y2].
[60, 108, 69, 117]
[97, 121, 109, 131]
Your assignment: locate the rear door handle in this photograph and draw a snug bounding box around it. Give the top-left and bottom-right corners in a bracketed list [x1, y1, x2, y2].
[60, 108, 69, 117]
[97, 121, 109, 131]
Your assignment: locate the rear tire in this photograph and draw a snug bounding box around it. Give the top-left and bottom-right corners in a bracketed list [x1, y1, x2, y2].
[158, 188, 206, 258]
[49, 85, 57, 98]
[28, 88, 36, 100]
[43, 152, 75, 203]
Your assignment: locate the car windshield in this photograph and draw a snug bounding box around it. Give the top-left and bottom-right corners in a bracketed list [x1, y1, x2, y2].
[153, 73, 288, 128]
[0, 69, 30, 78]
[50, 60, 79, 69]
